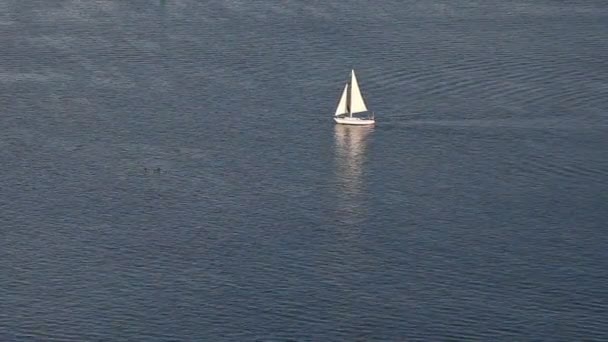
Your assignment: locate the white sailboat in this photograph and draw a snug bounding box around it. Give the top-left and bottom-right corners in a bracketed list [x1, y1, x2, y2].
[334, 69, 375, 125]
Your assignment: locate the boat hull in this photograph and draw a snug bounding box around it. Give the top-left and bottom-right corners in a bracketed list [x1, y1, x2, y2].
[334, 116, 375, 125]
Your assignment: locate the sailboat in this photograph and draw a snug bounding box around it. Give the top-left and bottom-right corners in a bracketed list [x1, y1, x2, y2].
[334, 69, 375, 125]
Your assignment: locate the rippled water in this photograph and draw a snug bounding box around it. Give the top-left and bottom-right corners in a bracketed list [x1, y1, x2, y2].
[1, 1, 607, 340]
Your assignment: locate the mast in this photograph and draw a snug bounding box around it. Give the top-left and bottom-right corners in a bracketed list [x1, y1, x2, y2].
[349, 70, 353, 118]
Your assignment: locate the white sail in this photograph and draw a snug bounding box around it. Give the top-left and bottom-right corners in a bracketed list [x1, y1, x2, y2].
[335, 83, 349, 116]
[348, 69, 368, 114]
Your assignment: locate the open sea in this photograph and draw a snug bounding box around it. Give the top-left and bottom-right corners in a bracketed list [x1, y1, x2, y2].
[1, 1, 607, 340]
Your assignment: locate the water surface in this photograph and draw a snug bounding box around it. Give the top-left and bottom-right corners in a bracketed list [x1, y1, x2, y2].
[1, 1, 607, 340]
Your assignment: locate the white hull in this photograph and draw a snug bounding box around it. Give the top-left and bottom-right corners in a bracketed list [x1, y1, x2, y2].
[334, 116, 375, 125]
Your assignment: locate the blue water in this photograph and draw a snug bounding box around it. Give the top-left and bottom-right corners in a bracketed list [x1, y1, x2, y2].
[1, 1, 607, 340]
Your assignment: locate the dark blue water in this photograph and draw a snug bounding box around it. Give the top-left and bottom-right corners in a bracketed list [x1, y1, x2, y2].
[2, 1, 607, 340]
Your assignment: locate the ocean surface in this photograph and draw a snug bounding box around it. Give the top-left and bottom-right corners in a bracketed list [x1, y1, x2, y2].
[1, 1, 607, 340]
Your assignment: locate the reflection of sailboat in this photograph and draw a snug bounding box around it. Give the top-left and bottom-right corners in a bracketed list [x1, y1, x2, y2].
[334, 125, 373, 222]
[334, 70, 375, 125]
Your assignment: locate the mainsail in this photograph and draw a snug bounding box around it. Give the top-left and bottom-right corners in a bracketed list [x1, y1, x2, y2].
[348, 69, 368, 114]
[335, 84, 349, 116]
